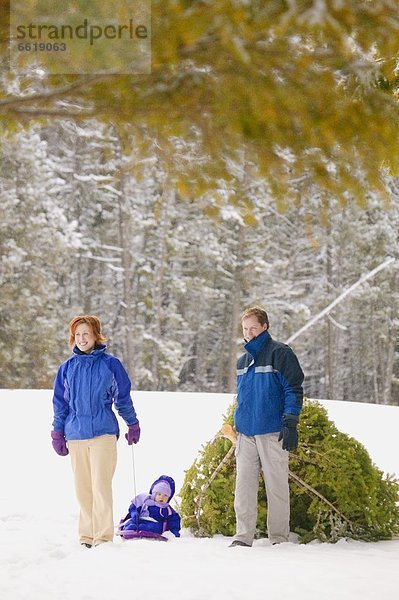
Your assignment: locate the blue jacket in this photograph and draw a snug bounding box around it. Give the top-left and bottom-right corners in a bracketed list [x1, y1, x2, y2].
[121, 475, 181, 537]
[52, 344, 138, 440]
[234, 330, 304, 436]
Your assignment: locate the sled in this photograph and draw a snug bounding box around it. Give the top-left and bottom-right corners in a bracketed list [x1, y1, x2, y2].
[117, 528, 168, 542]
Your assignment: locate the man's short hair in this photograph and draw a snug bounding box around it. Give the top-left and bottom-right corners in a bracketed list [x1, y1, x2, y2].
[240, 305, 269, 329]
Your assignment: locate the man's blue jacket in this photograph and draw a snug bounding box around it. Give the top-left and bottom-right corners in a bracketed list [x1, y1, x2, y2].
[234, 330, 304, 436]
[52, 344, 138, 440]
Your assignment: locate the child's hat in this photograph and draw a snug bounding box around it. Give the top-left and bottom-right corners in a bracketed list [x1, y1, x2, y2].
[152, 480, 171, 498]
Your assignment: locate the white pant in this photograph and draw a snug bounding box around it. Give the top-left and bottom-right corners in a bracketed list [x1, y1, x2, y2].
[233, 432, 290, 545]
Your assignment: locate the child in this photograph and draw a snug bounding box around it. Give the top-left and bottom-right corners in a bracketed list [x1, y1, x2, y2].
[119, 475, 181, 538]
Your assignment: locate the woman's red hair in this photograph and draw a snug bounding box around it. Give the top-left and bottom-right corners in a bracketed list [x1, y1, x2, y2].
[68, 315, 107, 348]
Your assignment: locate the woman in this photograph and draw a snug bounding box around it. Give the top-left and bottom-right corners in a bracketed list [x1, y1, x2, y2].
[51, 315, 140, 548]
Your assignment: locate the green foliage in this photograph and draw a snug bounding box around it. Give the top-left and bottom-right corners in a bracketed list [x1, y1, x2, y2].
[180, 400, 399, 543]
[180, 405, 237, 537]
[290, 401, 399, 542]
[180, 436, 237, 537]
[2, 1, 399, 204]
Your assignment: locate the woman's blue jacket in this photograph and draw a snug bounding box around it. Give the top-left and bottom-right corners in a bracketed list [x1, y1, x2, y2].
[52, 344, 138, 440]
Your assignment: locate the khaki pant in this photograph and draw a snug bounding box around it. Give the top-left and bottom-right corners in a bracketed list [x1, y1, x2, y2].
[68, 434, 117, 546]
[233, 432, 290, 545]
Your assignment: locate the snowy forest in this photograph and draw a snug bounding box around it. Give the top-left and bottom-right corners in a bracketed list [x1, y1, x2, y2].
[1, 119, 398, 403]
[1, 2, 399, 404]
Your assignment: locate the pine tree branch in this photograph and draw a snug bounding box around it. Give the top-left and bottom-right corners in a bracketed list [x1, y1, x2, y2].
[0, 74, 112, 109]
[288, 470, 354, 527]
[286, 257, 396, 344]
[196, 443, 236, 527]
[293, 443, 341, 467]
[7, 108, 95, 118]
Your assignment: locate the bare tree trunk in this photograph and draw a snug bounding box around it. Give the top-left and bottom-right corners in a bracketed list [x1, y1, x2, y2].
[383, 335, 395, 405]
[371, 302, 380, 404]
[118, 179, 136, 378]
[325, 219, 336, 399]
[227, 224, 245, 393]
[151, 179, 173, 389]
[382, 272, 398, 404]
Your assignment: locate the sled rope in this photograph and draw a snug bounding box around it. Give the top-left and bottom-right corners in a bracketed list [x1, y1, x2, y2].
[130, 442, 140, 531]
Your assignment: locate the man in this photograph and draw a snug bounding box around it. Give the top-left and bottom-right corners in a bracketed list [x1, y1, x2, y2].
[229, 305, 304, 547]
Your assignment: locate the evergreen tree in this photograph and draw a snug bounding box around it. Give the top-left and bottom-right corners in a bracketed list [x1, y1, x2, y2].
[0, 126, 79, 386]
[180, 400, 399, 542]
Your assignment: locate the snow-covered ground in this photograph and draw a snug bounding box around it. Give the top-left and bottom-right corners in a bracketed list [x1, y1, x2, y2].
[1, 389, 398, 600]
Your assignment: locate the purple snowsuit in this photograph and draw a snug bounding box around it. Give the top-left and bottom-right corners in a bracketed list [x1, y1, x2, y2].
[120, 475, 181, 537]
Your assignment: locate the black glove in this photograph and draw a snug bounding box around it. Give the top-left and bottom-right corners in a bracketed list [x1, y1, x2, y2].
[278, 414, 299, 451]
